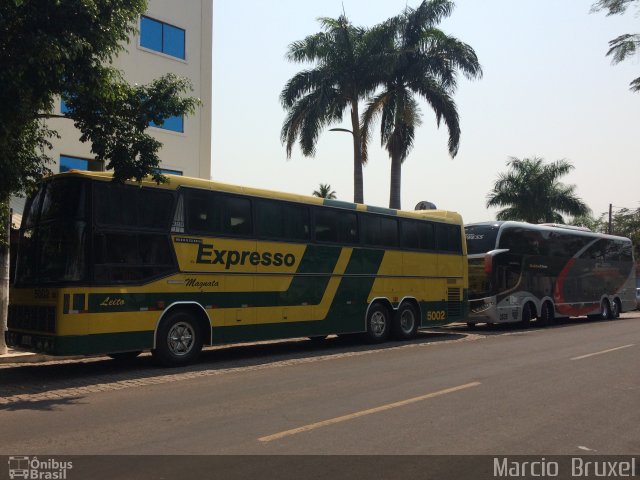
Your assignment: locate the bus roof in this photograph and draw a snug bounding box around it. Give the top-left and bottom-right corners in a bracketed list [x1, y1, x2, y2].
[52, 170, 464, 225]
[466, 220, 632, 243]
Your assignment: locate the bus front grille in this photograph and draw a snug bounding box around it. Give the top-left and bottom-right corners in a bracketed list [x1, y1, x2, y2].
[8, 305, 57, 334]
[447, 288, 462, 318]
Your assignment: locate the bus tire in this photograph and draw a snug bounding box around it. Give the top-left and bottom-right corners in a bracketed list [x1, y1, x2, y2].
[538, 302, 554, 327]
[153, 310, 203, 367]
[108, 351, 142, 362]
[392, 303, 419, 340]
[466, 322, 477, 330]
[600, 299, 612, 320]
[519, 303, 532, 329]
[364, 303, 391, 343]
[612, 298, 622, 319]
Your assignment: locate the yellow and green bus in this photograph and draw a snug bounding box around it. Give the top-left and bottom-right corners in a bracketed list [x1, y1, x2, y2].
[7, 171, 468, 366]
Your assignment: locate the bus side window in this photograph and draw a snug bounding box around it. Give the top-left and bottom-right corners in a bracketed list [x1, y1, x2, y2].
[338, 211, 358, 244]
[435, 223, 460, 253]
[224, 196, 252, 236]
[314, 209, 338, 242]
[186, 190, 222, 234]
[400, 220, 419, 249]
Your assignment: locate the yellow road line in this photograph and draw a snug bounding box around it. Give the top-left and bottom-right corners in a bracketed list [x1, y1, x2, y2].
[570, 344, 635, 361]
[258, 381, 481, 443]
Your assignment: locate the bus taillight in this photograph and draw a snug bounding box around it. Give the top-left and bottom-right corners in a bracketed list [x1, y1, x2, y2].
[484, 255, 493, 274]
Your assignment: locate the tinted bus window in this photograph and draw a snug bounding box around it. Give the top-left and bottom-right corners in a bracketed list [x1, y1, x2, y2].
[401, 219, 435, 250]
[185, 190, 252, 237]
[465, 225, 499, 254]
[419, 222, 436, 250]
[186, 190, 223, 233]
[226, 196, 252, 235]
[400, 220, 419, 249]
[256, 199, 309, 241]
[436, 223, 462, 253]
[41, 179, 87, 222]
[362, 215, 398, 247]
[95, 183, 173, 230]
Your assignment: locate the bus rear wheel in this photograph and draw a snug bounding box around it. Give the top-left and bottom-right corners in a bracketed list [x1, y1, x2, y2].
[153, 310, 203, 367]
[538, 302, 555, 327]
[392, 303, 419, 340]
[364, 303, 391, 343]
[611, 299, 621, 319]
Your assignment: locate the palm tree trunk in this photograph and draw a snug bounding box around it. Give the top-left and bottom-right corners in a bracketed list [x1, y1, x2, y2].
[389, 152, 402, 210]
[0, 196, 10, 355]
[350, 102, 364, 204]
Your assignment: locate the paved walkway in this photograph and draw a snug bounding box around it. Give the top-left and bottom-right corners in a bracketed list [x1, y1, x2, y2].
[0, 347, 60, 365]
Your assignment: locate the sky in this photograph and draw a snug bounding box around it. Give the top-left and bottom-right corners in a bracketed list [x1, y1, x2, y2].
[212, 0, 640, 224]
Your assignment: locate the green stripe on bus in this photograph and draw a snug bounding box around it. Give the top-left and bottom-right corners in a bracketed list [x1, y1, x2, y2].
[323, 199, 358, 210]
[53, 331, 153, 356]
[366, 205, 397, 216]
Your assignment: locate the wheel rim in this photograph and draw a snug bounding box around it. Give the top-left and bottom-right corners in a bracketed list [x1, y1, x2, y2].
[167, 321, 195, 356]
[612, 301, 619, 317]
[601, 301, 610, 319]
[370, 310, 387, 337]
[400, 309, 415, 334]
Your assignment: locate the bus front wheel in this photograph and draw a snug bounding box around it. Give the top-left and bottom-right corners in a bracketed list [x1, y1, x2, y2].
[519, 304, 533, 329]
[153, 310, 203, 367]
[364, 303, 391, 343]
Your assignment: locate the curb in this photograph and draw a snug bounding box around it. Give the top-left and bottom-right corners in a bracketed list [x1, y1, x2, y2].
[0, 350, 82, 365]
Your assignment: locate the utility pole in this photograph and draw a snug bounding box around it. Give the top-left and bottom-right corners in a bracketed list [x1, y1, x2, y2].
[608, 203, 612, 234]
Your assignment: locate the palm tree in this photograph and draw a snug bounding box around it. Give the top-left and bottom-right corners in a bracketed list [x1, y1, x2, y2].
[312, 183, 337, 199]
[280, 15, 386, 204]
[486, 157, 591, 224]
[361, 0, 482, 210]
[592, 0, 640, 92]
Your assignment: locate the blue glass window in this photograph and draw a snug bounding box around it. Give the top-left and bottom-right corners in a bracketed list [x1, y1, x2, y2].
[163, 24, 185, 59]
[150, 115, 184, 133]
[60, 155, 88, 173]
[60, 98, 71, 114]
[140, 16, 185, 60]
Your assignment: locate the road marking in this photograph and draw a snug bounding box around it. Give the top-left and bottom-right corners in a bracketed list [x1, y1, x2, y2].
[258, 381, 481, 443]
[570, 344, 635, 361]
[578, 446, 597, 452]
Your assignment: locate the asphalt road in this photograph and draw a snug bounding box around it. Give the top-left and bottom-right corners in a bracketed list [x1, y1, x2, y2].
[1, 313, 639, 461]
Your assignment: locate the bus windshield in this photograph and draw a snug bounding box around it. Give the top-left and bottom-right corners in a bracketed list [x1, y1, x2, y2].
[465, 224, 499, 255]
[15, 178, 89, 285]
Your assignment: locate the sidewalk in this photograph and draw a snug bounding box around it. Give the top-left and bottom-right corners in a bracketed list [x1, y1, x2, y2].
[0, 347, 57, 365]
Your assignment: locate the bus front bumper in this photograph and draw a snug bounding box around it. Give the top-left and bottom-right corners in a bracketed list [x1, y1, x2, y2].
[5, 331, 58, 355]
[467, 298, 498, 324]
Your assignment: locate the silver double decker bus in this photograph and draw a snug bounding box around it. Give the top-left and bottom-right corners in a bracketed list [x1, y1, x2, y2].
[465, 221, 636, 327]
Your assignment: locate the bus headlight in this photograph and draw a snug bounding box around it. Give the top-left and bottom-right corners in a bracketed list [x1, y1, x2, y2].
[471, 302, 494, 314]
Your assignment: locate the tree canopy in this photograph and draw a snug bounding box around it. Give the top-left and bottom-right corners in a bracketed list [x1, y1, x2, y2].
[0, 0, 199, 205]
[361, 0, 481, 209]
[592, 0, 640, 91]
[280, 14, 387, 204]
[312, 183, 337, 199]
[486, 157, 591, 224]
